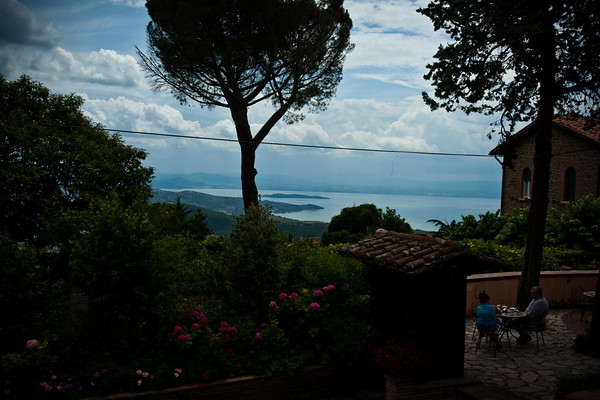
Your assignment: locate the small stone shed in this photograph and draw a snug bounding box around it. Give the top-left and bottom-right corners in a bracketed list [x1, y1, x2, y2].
[336, 229, 503, 381]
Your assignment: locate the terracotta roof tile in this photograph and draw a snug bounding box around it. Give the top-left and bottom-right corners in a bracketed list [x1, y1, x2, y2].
[554, 115, 600, 141]
[335, 229, 471, 274]
[490, 115, 600, 155]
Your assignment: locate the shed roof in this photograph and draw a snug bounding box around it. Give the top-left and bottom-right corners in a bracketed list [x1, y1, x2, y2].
[490, 115, 600, 156]
[335, 229, 500, 275]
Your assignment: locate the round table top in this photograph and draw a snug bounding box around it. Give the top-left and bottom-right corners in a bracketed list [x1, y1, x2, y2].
[500, 311, 525, 319]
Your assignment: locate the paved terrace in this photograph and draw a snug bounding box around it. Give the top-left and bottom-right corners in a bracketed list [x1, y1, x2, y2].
[463, 308, 600, 400]
[326, 308, 599, 400]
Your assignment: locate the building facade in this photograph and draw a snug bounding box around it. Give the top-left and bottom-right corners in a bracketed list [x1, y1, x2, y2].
[490, 115, 600, 216]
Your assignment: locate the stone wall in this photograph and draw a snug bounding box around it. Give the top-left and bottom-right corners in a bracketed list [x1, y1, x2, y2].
[466, 269, 598, 315]
[500, 125, 600, 216]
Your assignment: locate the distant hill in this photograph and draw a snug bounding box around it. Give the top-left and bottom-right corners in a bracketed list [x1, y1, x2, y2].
[151, 189, 323, 214]
[152, 171, 501, 198]
[150, 189, 328, 238]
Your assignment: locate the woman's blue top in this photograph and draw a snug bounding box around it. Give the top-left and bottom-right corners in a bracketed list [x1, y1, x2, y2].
[476, 303, 498, 331]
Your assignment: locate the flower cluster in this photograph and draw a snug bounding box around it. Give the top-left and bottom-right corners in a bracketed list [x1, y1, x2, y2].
[171, 310, 213, 343]
[219, 321, 239, 342]
[39, 371, 103, 394]
[373, 338, 428, 377]
[136, 369, 151, 386]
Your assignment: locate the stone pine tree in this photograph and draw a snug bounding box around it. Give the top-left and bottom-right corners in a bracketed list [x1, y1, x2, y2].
[137, 0, 353, 209]
[418, 1, 600, 310]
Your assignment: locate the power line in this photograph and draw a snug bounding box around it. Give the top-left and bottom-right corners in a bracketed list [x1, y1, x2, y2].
[34, 121, 494, 158]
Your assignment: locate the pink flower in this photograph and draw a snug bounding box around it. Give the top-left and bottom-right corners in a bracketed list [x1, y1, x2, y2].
[313, 290, 324, 297]
[290, 292, 299, 298]
[137, 380, 142, 386]
[177, 334, 191, 342]
[191, 323, 200, 330]
[220, 321, 228, 327]
[136, 370, 143, 375]
[269, 301, 278, 308]
[323, 285, 335, 292]
[309, 302, 320, 310]
[255, 332, 263, 339]
[26, 339, 39, 350]
[278, 293, 288, 300]
[260, 322, 268, 328]
[142, 372, 149, 378]
[173, 326, 183, 333]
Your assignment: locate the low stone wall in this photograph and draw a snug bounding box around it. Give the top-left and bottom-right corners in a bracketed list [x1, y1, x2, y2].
[83, 365, 349, 400]
[466, 270, 598, 315]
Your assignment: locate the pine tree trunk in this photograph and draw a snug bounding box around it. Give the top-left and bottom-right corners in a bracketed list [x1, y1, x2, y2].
[240, 142, 259, 209]
[230, 103, 259, 209]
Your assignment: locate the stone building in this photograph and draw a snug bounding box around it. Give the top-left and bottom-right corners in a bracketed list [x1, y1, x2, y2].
[489, 115, 600, 216]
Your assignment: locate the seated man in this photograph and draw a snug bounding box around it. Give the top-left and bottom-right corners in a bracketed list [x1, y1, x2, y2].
[513, 285, 549, 344]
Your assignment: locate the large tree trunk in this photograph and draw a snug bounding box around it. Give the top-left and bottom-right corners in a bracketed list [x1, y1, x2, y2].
[516, 11, 556, 310]
[517, 111, 552, 309]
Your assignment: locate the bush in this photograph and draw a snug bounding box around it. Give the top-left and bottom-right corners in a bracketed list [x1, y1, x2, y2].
[555, 368, 600, 399]
[444, 211, 504, 242]
[322, 204, 412, 245]
[465, 239, 590, 272]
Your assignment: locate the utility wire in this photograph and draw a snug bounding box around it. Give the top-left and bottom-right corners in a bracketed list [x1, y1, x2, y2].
[34, 121, 494, 158]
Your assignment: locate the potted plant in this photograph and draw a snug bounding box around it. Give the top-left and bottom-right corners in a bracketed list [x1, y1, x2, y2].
[373, 338, 429, 400]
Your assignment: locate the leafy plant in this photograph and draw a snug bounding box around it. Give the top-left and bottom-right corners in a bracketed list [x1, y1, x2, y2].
[373, 338, 428, 377]
[555, 368, 600, 399]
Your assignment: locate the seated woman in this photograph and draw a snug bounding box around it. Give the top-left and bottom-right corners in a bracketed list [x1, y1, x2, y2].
[476, 291, 501, 350]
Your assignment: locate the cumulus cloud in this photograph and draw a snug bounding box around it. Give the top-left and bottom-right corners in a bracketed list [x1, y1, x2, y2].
[4, 46, 144, 91]
[0, 0, 61, 47]
[344, 0, 446, 88]
[81, 95, 239, 154]
[101, 0, 146, 7]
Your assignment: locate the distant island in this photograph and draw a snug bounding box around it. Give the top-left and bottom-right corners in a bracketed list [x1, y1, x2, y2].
[150, 189, 328, 238]
[262, 193, 329, 200]
[151, 189, 324, 215]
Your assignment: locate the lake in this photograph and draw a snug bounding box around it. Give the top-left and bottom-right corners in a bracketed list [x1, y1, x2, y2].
[189, 188, 501, 231]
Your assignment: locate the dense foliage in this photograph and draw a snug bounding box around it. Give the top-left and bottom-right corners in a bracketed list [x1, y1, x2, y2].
[429, 195, 600, 271]
[322, 204, 412, 245]
[0, 75, 154, 248]
[418, 0, 600, 309]
[0, 77, 372, 396]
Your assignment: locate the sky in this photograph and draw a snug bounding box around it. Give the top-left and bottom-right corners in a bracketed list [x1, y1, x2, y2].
[0, 0, 514, 194]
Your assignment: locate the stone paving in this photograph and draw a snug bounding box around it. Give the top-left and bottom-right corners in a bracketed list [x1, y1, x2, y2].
[464, 308, 600, 400]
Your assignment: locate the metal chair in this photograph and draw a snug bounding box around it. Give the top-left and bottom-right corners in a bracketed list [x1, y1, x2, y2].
[475, 328, 500, 357]
[570, 286, 593, 321]
[531, 320, 547, 348]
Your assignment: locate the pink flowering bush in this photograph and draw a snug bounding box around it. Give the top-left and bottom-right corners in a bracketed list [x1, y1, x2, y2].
[264, 281, 374, 371]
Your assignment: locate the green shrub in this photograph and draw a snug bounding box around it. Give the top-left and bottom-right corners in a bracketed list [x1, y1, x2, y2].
[465, 239, 590, 272]
[444, 211, 504, 242]
[322, 204, 412, 245]
[555, 368, 600, 399]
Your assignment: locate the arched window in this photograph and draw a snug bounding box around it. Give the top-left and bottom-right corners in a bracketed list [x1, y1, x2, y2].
[564, 167, 576, 202]
[522, 168, 532, 199]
